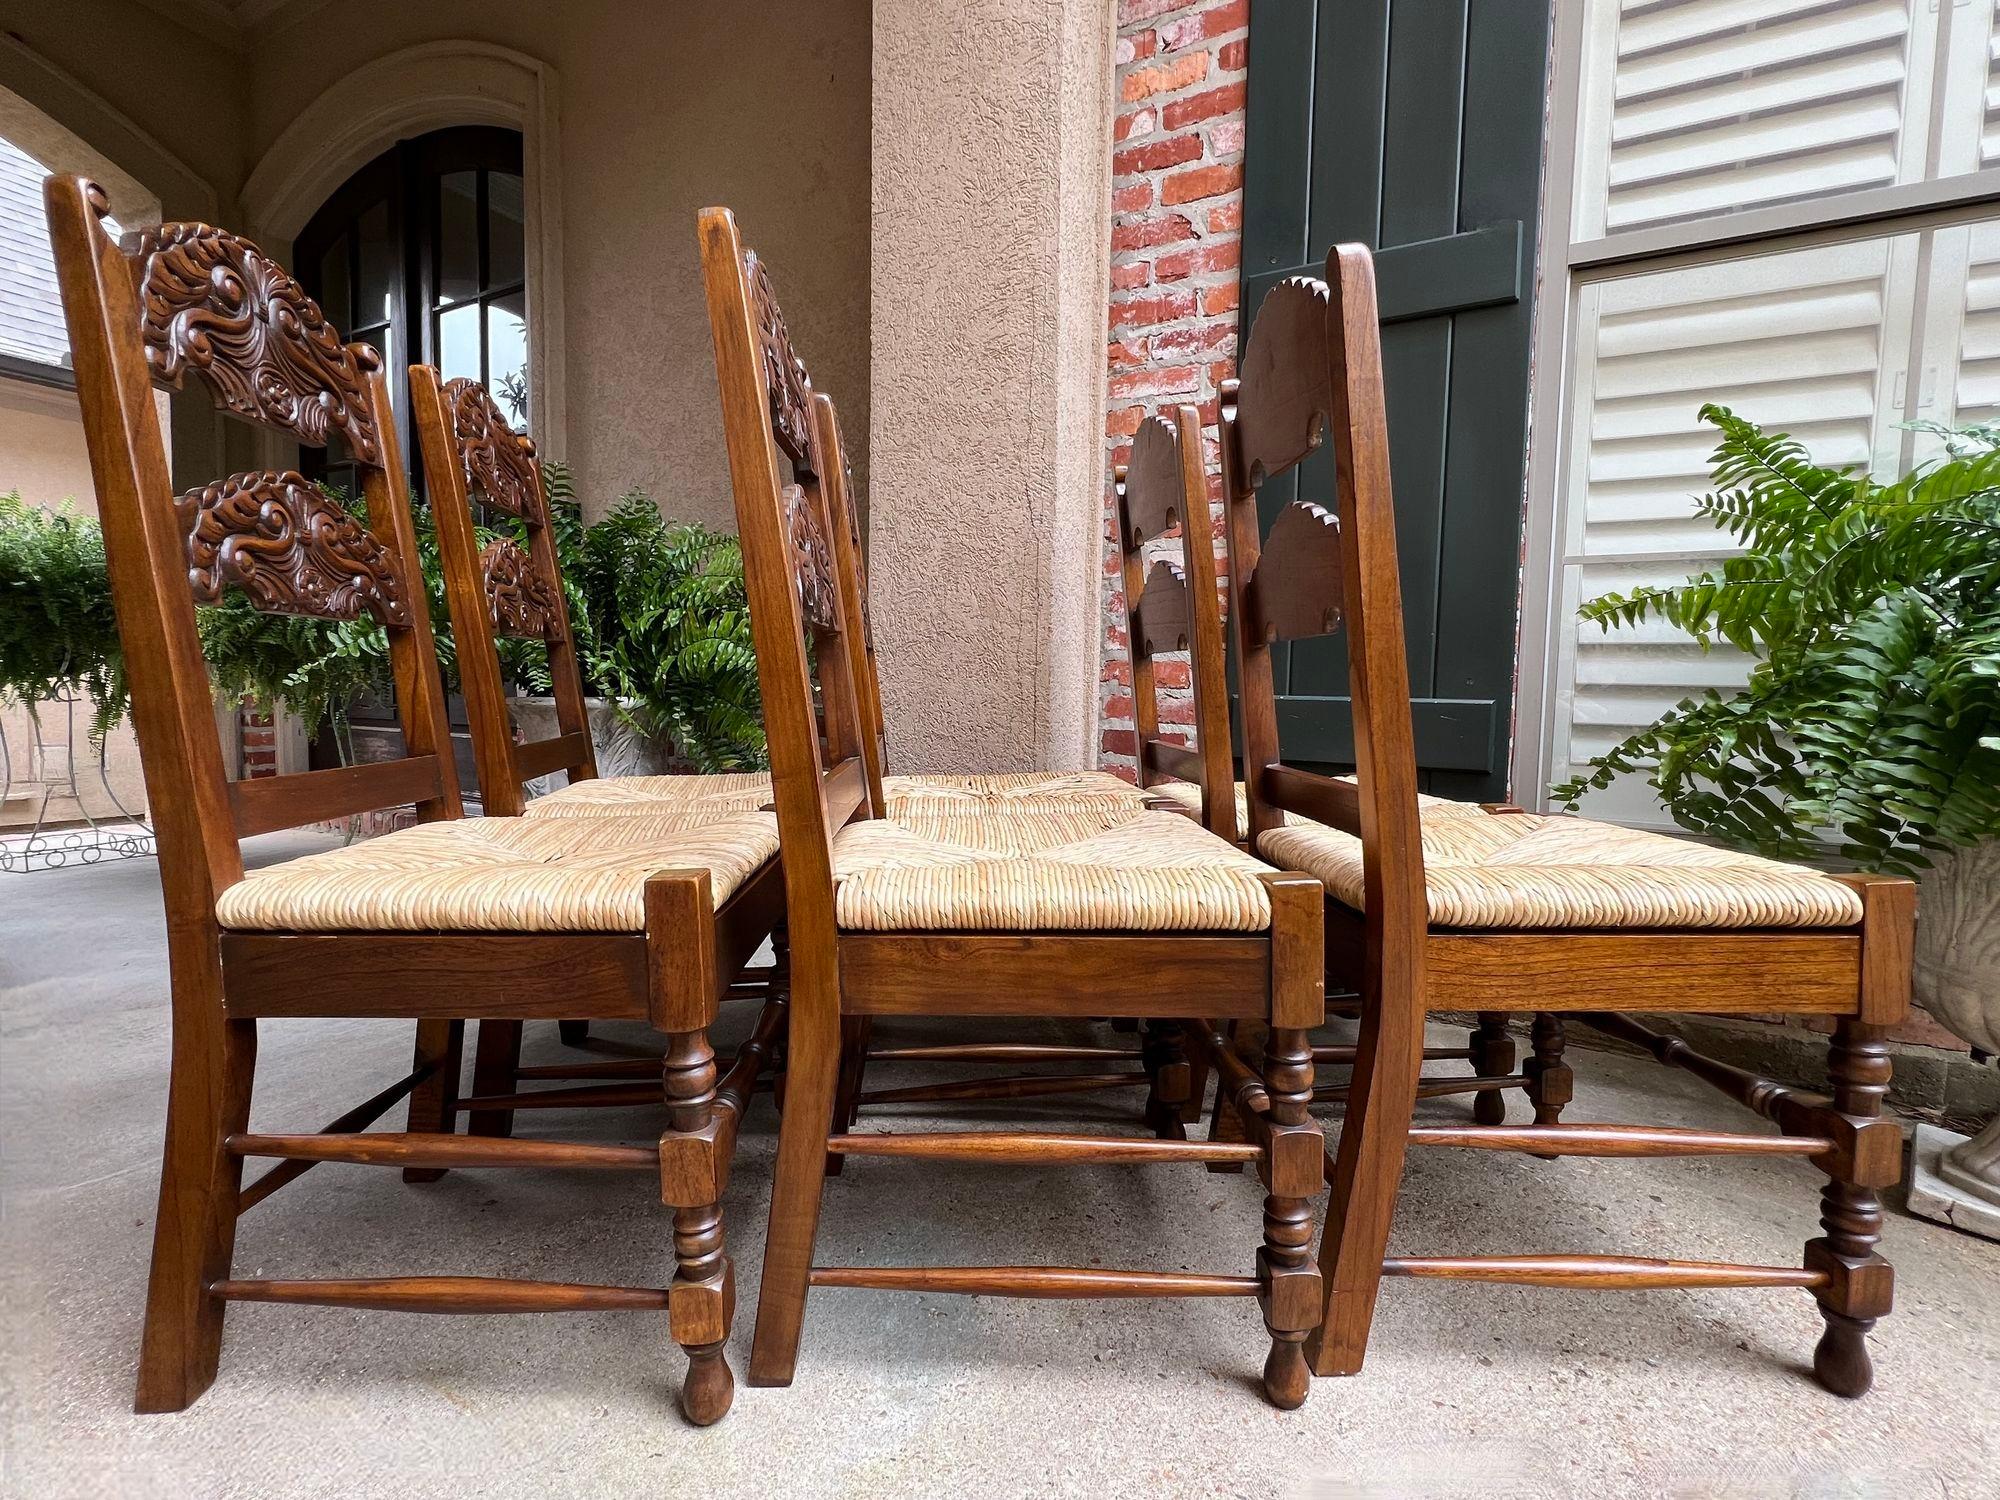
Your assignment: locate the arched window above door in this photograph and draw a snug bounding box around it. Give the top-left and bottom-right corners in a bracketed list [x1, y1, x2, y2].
[295, 126, 527, 497]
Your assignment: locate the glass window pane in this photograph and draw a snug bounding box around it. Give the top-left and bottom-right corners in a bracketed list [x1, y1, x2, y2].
[487, 290, 529, 427]
[488, 171, 525, 289]
[438, 301, 481, 383]
[437, 170, 480, 306]
[314, 231, 350, 334]
[356, 198, 396, 327]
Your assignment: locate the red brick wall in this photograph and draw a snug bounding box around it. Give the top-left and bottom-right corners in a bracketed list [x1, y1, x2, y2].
[1100, 0, 1247, 780]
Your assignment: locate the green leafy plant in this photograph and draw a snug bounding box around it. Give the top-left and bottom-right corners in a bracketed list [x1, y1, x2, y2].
[1552, 405, 2000, 874]
[517, 470, 765, 772]
[0, 492, 128, 736]
[1, 466, 767, 774]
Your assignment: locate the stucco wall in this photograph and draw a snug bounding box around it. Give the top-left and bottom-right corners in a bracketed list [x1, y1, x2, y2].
[240, 0, 870, 531]
[869, 0, 1113, 773]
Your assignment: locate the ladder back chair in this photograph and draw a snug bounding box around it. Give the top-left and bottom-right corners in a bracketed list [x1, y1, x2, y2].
[1221, 243, 1917, 1397]
[47, 175, 783, 1424]
[700, 204, 1330, 1408]
[410, 369, 786, 1092]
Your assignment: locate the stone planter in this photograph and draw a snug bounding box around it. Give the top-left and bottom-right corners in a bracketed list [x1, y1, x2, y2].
[507, 696, 679, 797]
[1908, 837, 2000, 1238]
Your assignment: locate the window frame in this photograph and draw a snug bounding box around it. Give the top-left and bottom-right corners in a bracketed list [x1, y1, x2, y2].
[1515, 0, 2000, 819]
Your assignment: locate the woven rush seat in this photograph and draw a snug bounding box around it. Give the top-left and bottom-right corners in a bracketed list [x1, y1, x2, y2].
[521, 771, 774, 818]
[1146, 777, 1491, 839]
[880, 770, 1148, 807]
[215, 812, 780, 932]
[523, 770, 1145, 820]
[833, 807, 1279, 932]
[1258, 811, 1864, 930]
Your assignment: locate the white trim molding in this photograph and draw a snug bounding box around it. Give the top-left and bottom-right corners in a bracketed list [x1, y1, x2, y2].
[240, 41, 567, 458]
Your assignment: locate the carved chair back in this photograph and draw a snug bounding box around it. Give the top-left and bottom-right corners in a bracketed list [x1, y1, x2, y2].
[697, 207, 874, 962]
[1223, 246, 1428, 964]
[1115, 406, 1236, 840]
[43, 175, 462, 932]
[410, 370, 596, 816]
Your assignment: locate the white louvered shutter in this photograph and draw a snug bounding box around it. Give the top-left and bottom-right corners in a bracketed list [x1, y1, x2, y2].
[1572, 0, 1943, 241]
[1547, 238, 1918, 826]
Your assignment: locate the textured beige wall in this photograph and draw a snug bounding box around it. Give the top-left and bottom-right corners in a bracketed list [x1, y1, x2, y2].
[241, 0, 871, 530]
[870, 0, 1113, 773]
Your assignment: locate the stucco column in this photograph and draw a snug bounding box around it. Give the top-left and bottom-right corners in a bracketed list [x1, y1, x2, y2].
[868, 0, 1114, 773]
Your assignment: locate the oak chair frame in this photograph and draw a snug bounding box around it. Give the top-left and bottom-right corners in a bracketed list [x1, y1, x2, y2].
[409, 368, 786, 1119]
[700, 206, 1330, 1407]
[1221, 243, 1916, 1396]
[46, 175, 779, 1424]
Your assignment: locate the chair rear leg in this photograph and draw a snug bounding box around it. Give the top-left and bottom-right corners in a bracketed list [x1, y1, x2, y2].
[466, 1019, 522, 1138]
[749, 987, 842, 1387]
[825, 1015, 871, 1176]
[1143, 1019, 1193, 1140]
[662, 1028, 734, 1424]
[559, 1021, 590, 1046]
[1469, 1012, 1514, 1127]
[1809, 1018, 1896, 1398]
[1258, 1025, 1321, 1408]
[136, 1012, 256, 1413]
[1204, 1019, 1255, 1173]
[1306, 973, 1427, 1378]
[401, 1019, 463, 1184]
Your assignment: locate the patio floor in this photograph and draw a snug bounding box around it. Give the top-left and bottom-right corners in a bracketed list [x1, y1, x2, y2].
[4, 832, 1997, 1499]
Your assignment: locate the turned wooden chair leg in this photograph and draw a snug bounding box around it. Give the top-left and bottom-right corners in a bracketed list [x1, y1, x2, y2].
[1143, 1019, 1193, 1140]
[825, 1015, 871, 1176]
[1522, 1013, 1573, 1157]
[1205, 1019, 1255, 1173]
[1469, 1012, 1514, 1127]
[135, 1012, 257, 1414]
[558, 1021, 590, 1047]
[661, 1028, 735, 1424]
[1258, 1025, 1321, 1408]
[466, 1019, 523, 1139]
[749, 987, 842, 1388]
[1809, 1018, 1896, 1398]
[400, 1019, 463, 1184]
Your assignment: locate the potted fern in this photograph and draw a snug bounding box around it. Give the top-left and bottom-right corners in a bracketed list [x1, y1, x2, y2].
[1554, 406, 2000, 1229]
[504, 466, 765, 777]
[0, 492, 128, 736]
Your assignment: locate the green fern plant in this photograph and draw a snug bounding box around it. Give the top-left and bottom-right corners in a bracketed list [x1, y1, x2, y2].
[532, 479, 764, 772]
[0, 491, 129, 737]
[1552, 405, 2000, 875]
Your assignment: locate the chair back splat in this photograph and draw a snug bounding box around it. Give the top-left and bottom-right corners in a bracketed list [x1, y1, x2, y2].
[410, 369, 597, 817]
[44, 176, 462, 916]
[1115, 406, 1234, 840]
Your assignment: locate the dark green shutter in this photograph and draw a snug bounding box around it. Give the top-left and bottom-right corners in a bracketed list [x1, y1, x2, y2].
[1239, 0, 1549, 800]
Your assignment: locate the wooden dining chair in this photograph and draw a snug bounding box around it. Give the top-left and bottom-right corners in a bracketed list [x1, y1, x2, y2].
[1217, 243, 1916, 1397]
[409, 368, 785, 1098]
[699, 205, 1330, 1406]
[47, 175, 784, 1423]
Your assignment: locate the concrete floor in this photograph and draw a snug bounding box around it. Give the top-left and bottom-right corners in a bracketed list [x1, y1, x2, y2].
[4, 833, 1997, 1500]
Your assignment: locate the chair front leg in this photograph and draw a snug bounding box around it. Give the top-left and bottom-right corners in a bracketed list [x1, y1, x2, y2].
[662, 1027, 734, 1424]
[1257, 1024, 1321, 1408]
[1809, 1018, 1896, 1397]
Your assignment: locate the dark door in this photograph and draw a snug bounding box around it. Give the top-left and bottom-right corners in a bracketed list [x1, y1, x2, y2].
[1239, 0, 1549, 800]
